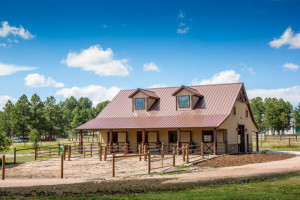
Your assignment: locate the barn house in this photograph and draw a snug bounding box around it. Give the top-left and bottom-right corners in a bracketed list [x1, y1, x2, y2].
[76, 83, 259, 155]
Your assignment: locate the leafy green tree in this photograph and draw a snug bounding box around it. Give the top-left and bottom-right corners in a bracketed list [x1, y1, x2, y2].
[0, 100, 15, 138]
[264, 98, 279, 135]
[293, 103, 300, 132]
[250, 97, 265, 133]
[30, 94, 47, 137]
[0, 131, 12, 152]
[60, 96, 78, 134]
[44, 96, 65, 139]
[277, 99, 293, 135]
[12, 95, 31, 140]
[29, 129, 39, 147]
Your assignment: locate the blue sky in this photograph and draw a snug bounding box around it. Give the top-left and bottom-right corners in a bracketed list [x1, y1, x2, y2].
[0, 0, 300, 108]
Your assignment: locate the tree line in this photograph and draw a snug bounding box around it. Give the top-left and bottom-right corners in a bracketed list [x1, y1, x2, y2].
[250, 97, 300, 135]
[0, 94, 110, 141]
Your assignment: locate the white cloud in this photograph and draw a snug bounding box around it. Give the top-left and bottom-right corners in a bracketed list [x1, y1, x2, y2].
[177, 10, 191, 34]
[248, 86, 300, 106]
[56, 85, 120, 106]
[282, 63, 299, 72]
[269, 26, 300, 49]
[0, 95, 17, 111]
[143, 62, 160, 72]
[24, 73, 64, 88]
[241, 66, 256, 75]
[61, 45, 131, 77]
[0, 43, 6, 47]
[149, 84, 168, 88]
[177, 27, 190, 34]
[0, 21, 35, 39]
[192, 70, 241, 85]
[0, 62, 36, 76]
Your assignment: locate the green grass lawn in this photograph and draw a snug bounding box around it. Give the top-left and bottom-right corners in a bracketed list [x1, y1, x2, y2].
[57, 173, 300, 200]
[252, 135, 300, 152]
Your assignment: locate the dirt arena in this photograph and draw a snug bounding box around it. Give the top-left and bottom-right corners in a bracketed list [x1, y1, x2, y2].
[4, 154, 206, 179]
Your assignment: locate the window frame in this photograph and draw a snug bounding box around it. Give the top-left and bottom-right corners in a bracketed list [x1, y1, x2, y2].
[245, 110, 249, 118]
[135, 98, 145, 110]
[233, 106, 236, 115]
[202, 130, 213, 143]
[178, 95, 190, 108]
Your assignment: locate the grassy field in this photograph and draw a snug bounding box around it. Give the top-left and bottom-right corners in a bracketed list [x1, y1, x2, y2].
[60, 173, 300, 200]
[1, 173, 299, 199]
[252, 134, 300, 151]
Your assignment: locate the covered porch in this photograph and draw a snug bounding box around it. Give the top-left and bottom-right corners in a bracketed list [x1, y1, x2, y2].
[78, 127, 234, 155]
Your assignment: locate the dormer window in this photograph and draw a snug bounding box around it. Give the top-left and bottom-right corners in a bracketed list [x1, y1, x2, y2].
[178, 96, 190, 108]
[129, 88, 159, 112]
[172, 85, 203, 110]
[135, 98, 145, 109]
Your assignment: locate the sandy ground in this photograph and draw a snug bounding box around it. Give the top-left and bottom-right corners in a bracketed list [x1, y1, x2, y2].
[1, 153, 299, 188]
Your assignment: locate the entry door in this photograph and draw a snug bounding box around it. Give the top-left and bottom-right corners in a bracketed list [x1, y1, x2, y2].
[238, 125, 245, 152]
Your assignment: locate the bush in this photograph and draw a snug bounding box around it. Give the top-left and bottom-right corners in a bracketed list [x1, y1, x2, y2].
[0, 132, 12, 152]
[29, 129, 40, 147]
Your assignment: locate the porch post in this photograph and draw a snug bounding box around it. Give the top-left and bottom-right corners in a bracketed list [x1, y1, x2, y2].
[177, 129, 181, 155]
[142, 129, 146, 145]
[80, 130, 83, 153]
[213, 128, 217, 155]
[256, 132, 259, 151]
[109, 130, 113, 154]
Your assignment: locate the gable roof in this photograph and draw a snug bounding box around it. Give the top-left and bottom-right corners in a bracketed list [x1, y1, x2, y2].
[172, 85, 203, 97]
[76, 82, 257, 130]
[128, 88, 160, 99]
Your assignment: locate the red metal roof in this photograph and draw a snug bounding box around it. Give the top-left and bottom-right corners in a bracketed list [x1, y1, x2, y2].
[77, 83, 244, 130]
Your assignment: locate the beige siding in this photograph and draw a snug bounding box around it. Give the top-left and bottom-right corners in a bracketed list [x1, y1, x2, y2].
[219, 100, 258, 145]
[192, 96, 199, 108]
[148, 131, 157, 142]
[147, 98, 156, 110]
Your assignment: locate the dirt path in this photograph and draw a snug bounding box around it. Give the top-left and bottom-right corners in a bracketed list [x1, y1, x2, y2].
[0, 153, 299, 189]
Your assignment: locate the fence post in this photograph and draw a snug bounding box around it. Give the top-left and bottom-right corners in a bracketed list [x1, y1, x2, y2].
[112, 153, 115, 177]
[83, 147, 86, 158]
[177, 141, 180, 156]
[124, 143, 127, 155]
[109, 143, 112, 154]
[58, 143, 60, 156]
[144, 145, 147, 161]
[63, 146, 66, 160]
[68, 146, 71, 161]
[172, 147, 175, 167]
[104, 146, 107, 161]
[148, 151, 151, 174]
[2, 155, 5, 180]
[186, 145, 189, 163]
[99, 145, 102, 161]
[90, 143, 93, 157]
[34, 146, 37, 160]
[14, 148, 16, 164]
[61, 154, 64, 179]
[138, 145, 141, 161]
[214, 141, 217, 155]
[161, 143, 164, 158]
[201, 142, 204, 159]
[289, 138, 291, 146]
[182, 145, 185, 162]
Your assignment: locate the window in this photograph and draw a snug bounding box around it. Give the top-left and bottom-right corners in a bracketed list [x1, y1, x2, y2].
[178, 96, 190, 108]
[137, 131, 148, 143]
[245, 110, 248, 118]
[135, 98, 145, 109]
[233, 106, 236, 115]
[203, 131, 213, 143]
[168, 131, 177, 143]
